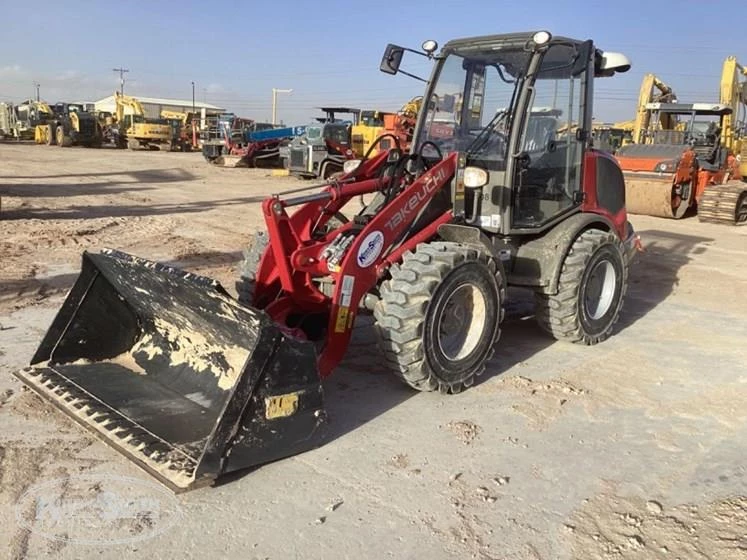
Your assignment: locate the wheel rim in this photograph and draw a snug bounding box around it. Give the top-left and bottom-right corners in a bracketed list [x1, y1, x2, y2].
[584, 260, 617, 320]
[436, 283, 487, 361]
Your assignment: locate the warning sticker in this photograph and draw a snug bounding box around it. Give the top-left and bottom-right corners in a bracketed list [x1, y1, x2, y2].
[334, 307, 349, 333]
[340, 275, 355, 308]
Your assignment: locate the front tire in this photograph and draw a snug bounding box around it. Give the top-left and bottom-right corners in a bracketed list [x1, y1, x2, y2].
[56, 126, 72, 147]
[45, 124, 56, 146]
[374, 242, 505, 394]
[535, 228, 628, 344]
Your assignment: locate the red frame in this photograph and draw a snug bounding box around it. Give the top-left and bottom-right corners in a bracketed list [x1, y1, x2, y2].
[255, 152, 458, 376]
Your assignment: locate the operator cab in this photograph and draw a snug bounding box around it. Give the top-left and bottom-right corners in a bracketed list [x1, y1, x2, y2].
[380, 31, 631, 234]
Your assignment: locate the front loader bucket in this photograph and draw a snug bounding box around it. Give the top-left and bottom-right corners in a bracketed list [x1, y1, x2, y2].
[14, 250, 326, 492]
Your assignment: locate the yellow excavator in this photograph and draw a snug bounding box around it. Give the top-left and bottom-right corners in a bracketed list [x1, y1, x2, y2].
[718, 56, 747, 176]
[697, 56, 747, 224]
[631, 73, 678, 144]
[114, 92, 171, 150]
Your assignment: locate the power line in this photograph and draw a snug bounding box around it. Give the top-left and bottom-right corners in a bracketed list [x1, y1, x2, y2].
[112, 67, 129, 95]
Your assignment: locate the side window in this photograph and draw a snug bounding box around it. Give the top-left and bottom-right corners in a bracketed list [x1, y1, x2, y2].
[514, 45, 585, 227]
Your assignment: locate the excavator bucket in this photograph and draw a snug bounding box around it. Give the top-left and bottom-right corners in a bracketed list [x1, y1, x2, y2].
[13, 250, 326, 492]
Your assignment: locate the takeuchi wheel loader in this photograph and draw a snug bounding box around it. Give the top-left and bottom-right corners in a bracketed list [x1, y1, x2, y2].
[14, 31, 639, 492]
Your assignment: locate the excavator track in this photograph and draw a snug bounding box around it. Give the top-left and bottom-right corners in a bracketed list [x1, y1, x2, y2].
[697, 181, 747, 225]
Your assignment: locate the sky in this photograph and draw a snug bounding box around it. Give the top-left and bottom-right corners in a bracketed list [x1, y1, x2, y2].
[0, 0, 743, 125]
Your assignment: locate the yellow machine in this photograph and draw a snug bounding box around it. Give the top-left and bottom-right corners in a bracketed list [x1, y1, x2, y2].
[631, 73, 678, 144]
[33, 102, 102, 148]
[114, 92, 171, 150]
[719, 56, 747, 177]
[30, 101, 57, 143]
[350, 109, 396, 156]
[350, 98, 424, 156]
[160, 109, 197, 151]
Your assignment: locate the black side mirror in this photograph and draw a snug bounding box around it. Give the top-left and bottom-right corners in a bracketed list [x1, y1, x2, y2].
[380, 44, 405, 75]
[571, 40, 594, 76]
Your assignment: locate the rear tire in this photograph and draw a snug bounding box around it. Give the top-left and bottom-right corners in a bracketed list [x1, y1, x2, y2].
[374, 242, 505, 394]
[534, 228, 627, 344]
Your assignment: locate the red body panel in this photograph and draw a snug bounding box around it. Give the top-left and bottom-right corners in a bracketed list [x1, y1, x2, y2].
[254, 152, 456, 376]
[581, 150, 629, 238]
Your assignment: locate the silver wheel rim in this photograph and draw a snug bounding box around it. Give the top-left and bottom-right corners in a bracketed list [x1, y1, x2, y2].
[437, 284, 487, 361]
[585, 260, 617, 320]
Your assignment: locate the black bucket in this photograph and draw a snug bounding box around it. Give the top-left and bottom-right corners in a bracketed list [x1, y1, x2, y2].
[14, 249, 326, 492]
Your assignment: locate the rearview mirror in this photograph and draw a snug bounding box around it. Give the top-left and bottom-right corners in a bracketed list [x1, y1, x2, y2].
[380, 44, 405, 75]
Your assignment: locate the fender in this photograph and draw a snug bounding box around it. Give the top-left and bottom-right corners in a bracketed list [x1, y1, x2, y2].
[436, 222, 507, 278]
[510, 211, 616, 295]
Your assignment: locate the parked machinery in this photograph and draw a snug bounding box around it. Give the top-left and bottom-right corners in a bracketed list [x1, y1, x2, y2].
[0, 100, 56, 141]
[592, 123, 633, 154]
[35, 102, 103, 148]
[160, 110, 197, 152]
[616, 59, 747, 224]
[350, 98, 424, 157]
[201, 113, 300, 167]
[286, 107, 359, 178]
[631, 73, 677, 144]
[113, 92, 171, 150]
[697, 56, 747, 224]
[14, 31, 638, 491]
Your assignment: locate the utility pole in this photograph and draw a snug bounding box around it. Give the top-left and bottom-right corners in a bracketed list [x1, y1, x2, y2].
[112, 67, 129, 95]
[33, 82, 40, 102]
[191, 81, 196, 113]
[272, 88, 293, 125]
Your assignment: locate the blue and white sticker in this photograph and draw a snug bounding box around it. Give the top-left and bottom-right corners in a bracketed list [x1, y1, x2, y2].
[356, 231, 385, 268]
[340, 275, 355, 307]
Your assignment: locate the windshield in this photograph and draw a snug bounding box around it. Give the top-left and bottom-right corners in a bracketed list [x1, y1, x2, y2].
[417, 43, 584, 167]
[360, 110, 384, 127]
[646, 112, 722, 146]
[417, 50, 530, 161]
[67, 104, 84, 113]
[323, 123, 350, 144]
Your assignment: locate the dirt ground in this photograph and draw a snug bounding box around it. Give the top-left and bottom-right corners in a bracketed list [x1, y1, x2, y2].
[1, 143, 746, 559]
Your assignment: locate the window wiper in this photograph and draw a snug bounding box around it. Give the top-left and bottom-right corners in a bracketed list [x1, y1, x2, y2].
[465, 109, 509, 155]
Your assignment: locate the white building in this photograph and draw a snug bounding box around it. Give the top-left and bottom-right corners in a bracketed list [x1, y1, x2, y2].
[93, 95, 224, 119]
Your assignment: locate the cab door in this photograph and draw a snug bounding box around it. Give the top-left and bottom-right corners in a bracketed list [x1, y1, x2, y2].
[511, 42, 591, 230]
